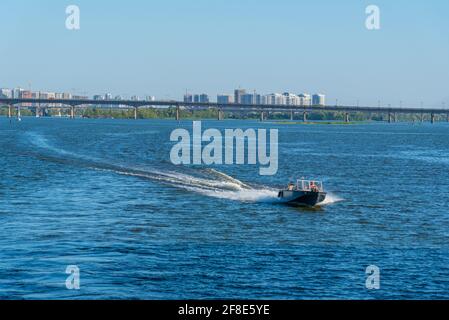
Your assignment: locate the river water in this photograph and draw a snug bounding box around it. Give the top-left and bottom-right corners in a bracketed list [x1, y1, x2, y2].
[1, 117, 448, 299]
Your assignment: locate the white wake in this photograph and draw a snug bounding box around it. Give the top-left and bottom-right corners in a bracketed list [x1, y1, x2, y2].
[26, 131, 341, 205]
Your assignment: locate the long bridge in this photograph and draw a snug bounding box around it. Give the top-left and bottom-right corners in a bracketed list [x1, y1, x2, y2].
[1, 97, 448, 123]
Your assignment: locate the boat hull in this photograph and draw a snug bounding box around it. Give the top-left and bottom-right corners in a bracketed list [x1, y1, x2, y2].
[278, 190, 327, 207]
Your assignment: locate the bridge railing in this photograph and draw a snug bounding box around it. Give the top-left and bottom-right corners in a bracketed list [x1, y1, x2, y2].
[1, 98, 448, 114]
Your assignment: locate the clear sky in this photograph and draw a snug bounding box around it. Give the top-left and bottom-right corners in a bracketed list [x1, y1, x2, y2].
[1, 0, 448, 107]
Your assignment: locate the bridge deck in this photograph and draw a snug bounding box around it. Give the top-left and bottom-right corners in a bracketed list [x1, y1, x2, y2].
[1, 98, 448, 114]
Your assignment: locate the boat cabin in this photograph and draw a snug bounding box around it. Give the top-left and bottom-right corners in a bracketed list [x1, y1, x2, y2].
[288, 180, 324, 192]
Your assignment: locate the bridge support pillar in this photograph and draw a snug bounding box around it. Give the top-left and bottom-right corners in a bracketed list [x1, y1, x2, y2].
[35, 106, 40, 118]
[431, 113, 435, 124]
[394, 113, 397, 123]
[8, 105, 12, 118]
[134, 107, 138, 120]
[290, 111, 294, 121]
[260, 112, 265, 122]
[17, 106, 21, 119]
[70, 106, 75, 119]
[176, 105, 180, 121]
[217, 109, 224, 121]
[303, 112, 307, 122]
[345, 113, 350, 123]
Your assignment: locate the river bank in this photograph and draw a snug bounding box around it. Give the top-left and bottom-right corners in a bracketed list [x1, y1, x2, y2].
[2, 106, 443, 122]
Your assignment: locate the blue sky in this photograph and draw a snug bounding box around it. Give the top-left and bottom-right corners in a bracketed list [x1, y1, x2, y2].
[1, 0, 448, 107]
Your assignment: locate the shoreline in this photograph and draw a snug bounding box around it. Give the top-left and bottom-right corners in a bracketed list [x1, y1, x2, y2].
[0, 115, 434, 125]
[0, 107, 444, 123]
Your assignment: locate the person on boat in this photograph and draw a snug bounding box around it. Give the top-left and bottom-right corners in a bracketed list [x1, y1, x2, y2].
[310, 182, 319, 192]
[288, 182, 295, 191]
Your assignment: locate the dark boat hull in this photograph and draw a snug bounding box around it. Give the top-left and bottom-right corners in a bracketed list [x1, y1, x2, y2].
[278, 190, 327, 207]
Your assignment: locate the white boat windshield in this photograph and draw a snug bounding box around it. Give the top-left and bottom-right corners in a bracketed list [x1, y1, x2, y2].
[296, 180, 324, 192]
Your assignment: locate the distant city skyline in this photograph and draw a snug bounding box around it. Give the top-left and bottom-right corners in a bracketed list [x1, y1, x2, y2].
[2, 84, 449, 109]
[1, 0, 449, 108]
[2, 85, 327, 107]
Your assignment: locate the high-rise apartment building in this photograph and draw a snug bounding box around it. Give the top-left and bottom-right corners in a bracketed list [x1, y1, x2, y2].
[199, 94, 209, 103]
[217, 94, 234, 104]
[312, 94, 326, 106]
[298, 93, 312, 106]
[184, 94, 193, 103]
[0, 88, 12, 98]
[234, 89, 246, 104]
[262, 93, 285, 105]
[241, 92, 261, 105]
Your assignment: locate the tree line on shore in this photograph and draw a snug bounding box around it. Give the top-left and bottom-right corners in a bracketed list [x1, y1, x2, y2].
[0, 105, 443, 122]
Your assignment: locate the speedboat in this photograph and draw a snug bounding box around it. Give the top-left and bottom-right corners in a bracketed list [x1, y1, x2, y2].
[278, 179, 327, 207]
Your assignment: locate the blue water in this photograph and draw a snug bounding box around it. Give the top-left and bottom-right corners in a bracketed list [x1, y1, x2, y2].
[1, 117, 449, 299]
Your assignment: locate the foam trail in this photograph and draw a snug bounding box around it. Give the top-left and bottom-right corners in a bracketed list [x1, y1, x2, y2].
[25, 132, 340, 205]
[25, 132, 100, 161]
[319, 193, 343, 205]
[182, 185, 279, 203]
[26, 133, 72, 156]
[206, 169, 252, 189]
[111, 168, 278, 203]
